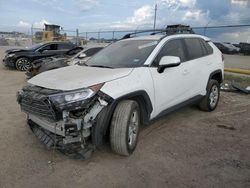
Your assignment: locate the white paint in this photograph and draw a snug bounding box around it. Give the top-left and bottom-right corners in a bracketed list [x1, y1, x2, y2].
[28, 65, 133, 91]
[29, 34, 224, 120]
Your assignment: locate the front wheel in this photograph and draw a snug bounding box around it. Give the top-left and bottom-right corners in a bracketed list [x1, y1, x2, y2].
[110, 100, 140, 156]
[199, 79, 220, 111]
[15, 57, 31, 71]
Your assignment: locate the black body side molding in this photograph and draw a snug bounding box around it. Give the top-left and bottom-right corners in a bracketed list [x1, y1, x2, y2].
[150, 95, 203, 124]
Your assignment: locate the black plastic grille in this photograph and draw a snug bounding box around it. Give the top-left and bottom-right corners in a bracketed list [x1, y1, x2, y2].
[21, 98, 57, 120]
[18, 85, 61, 121]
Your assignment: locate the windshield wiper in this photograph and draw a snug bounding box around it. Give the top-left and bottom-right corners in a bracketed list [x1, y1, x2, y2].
[89, 65, 113, 69]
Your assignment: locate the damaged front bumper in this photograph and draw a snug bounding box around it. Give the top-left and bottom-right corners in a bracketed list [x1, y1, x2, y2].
[17, 85, 112, 158]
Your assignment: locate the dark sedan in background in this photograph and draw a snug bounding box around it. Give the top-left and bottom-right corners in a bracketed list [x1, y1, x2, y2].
[213, 42, 240, 54]
[26, 46, 105, 78]
[2, 41, 76, 71]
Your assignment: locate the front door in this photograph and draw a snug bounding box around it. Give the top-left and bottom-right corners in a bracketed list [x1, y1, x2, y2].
[149, 38, 194, 116]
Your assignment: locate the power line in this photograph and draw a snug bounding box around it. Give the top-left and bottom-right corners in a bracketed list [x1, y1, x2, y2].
[193, 24, 250, 29]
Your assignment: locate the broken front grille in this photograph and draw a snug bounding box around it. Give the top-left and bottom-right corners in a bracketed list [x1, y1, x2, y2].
[18, 85, 61, 121]
[21, 97, 57, 120]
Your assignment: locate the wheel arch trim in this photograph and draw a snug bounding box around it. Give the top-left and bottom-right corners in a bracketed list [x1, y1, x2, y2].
[92, 90, 153, 147]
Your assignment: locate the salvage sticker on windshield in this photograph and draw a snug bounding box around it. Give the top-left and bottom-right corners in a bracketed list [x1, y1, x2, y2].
[138, 41, 158, 49]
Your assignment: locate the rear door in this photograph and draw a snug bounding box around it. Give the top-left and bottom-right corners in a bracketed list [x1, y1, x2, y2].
[149, 38, 194, 115]
[183, 38, 213, 96]
[57, 43, 74, 55]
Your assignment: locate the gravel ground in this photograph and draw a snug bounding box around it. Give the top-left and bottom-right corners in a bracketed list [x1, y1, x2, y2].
[0, 46, 250, 188]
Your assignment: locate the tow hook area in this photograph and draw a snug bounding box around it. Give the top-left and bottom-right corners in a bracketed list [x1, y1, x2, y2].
[28, 97, 108, 159]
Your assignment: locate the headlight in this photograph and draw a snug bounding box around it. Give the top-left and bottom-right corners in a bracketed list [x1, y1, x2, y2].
[49, 83, 104, 110]
[50, 88, 94, 104]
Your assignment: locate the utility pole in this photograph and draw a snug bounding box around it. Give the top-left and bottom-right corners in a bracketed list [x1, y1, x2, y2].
[153, 4, 157, 30]
[76, 28, 79, 45]
[31, 24, 33, 45]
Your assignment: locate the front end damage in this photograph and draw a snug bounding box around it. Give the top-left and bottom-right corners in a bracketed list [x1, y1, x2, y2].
[17, 85, 112, 159]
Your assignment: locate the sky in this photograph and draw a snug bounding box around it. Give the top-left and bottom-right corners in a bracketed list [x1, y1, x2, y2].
[0, 0, 250, 43]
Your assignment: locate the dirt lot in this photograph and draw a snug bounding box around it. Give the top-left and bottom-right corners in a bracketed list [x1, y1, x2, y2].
[0, 47, 250, 188]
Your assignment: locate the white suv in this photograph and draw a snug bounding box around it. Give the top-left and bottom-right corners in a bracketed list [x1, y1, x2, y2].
[17, 33, 224, 158]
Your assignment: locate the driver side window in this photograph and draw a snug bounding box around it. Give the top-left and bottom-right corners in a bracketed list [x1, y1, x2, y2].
[40, 44, 58, 51]
[152, 39, 187, 66]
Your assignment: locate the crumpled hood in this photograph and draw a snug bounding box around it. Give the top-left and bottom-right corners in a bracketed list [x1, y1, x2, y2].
[28, 65, 133, 91]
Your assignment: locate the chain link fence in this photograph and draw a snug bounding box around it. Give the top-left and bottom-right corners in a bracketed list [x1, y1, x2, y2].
[0, 24, 250, 48]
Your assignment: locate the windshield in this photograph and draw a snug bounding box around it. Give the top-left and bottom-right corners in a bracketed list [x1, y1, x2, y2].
[86, 40, 158, 68]
[28, 43, 44, 50]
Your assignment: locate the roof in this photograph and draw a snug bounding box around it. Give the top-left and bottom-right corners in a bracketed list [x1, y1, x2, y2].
[42, 41, 74, 44]
[123, 34, 211, 42]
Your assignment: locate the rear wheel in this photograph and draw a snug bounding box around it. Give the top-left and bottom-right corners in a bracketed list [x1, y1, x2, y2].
[15, 57, 31, 71]
[199, 79, 220, 111]
[110, 100, 140, 156]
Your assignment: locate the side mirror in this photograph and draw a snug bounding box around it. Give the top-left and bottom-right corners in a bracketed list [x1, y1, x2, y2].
[157, 56, 181, 73]
[78, 53, 87, 59]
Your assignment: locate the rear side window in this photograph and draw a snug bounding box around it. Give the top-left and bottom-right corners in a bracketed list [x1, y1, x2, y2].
[200, 39, 213, 55]
[184, 38, 204, 60]
[153, 39, 187, 66]
[58, 43, 73, 50]
[41, 44, 58, 51]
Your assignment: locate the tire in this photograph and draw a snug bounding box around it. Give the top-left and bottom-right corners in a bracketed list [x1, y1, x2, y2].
[110, 100, 140, 156]
[199, 79, 220, 111]
[15, 57, 31, 71]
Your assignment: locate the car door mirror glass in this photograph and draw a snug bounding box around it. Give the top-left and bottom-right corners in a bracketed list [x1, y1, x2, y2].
[78, 53, 87, 59]
[157, 56, 181, 73]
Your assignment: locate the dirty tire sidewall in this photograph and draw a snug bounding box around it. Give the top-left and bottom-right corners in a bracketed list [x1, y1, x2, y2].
[15, 57, 31, 71]
[199, 79, 220, 111]
[110, 100, 140, 156]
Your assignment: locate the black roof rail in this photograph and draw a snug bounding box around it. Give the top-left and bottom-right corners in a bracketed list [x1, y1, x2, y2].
[121, 24, 195, 40]
[121, 29, 163, 39]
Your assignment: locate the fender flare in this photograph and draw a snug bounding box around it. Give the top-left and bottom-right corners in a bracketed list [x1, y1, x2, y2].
[206, 69, 223, 90]
[91, 90, 153, 147]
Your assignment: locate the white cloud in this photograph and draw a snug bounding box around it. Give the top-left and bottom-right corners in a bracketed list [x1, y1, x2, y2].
[183, 10, 202, 20]
[17, 21, 31, 28]
[159, 0, 196, 10]
[180, 0, 196, 7]
[33, 19, 50, 28]
[231, 0, 247, 6]
[216, 29, 250, 43]
[111, 5, 154, 29]
[17, 19, 51, 29]
[74, 0, 99, 11]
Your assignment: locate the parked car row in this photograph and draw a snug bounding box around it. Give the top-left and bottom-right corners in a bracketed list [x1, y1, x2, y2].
[213, 42, 240, 54]
[26, 45, 105, 78]
[214, 42, 250, 55]
[239, 42, 250, 55]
